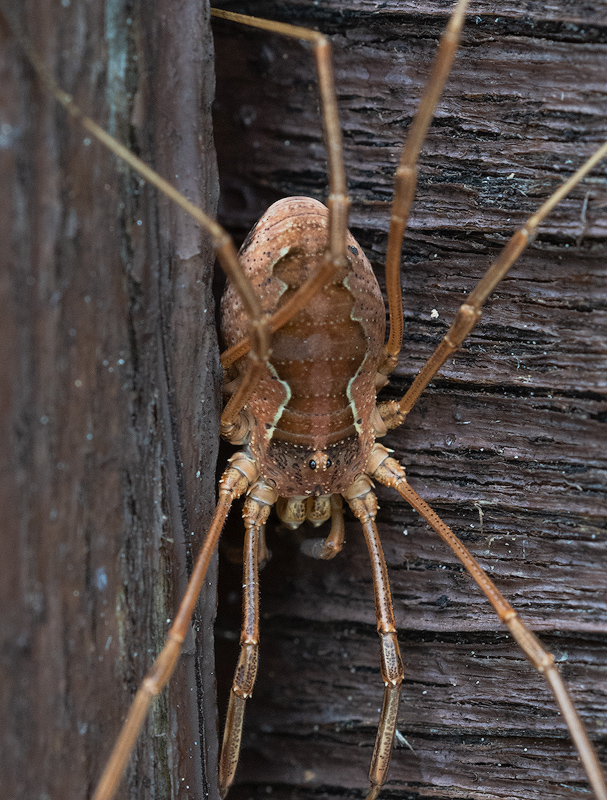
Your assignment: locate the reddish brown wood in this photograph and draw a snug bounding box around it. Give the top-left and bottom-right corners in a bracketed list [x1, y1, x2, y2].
[213, 3, 607, 800]
[0, 2, 220, 799]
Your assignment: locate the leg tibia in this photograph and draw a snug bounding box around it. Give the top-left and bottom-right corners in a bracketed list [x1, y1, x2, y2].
[219, 640, 259, 795]
[382, 136, 607, 423]
[345, 484, 404, 800]
[367, 682, 402, 800]
[379, 631, 403, 687]
[219, 484, 271, 797]
[219, 693, 247, 798]
[382, 0, 471, 369]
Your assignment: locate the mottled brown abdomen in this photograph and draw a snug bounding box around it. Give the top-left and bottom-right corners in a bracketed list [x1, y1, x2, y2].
[221, 197, 385, 496]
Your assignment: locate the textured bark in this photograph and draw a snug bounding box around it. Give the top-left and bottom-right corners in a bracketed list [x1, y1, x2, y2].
[212, 3, 607, 800]
[0, 2, 220, 800]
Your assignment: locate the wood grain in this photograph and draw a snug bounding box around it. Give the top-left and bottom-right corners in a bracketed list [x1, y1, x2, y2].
[212, 3, 607, 799]
[0, 2, 220, 799]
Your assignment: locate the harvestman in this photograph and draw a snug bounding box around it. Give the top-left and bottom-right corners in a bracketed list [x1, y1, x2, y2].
[3, 2, 607, 799]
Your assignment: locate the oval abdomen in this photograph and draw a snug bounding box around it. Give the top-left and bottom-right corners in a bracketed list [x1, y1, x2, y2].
[220, 197, 385, 496]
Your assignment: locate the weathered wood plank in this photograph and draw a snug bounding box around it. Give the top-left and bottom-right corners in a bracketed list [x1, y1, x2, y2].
[0, 2, 220, 799]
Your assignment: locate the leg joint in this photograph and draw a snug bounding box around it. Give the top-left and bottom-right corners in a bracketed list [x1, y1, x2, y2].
[380, 632, 404, 686]
[232, 642, 259, 697]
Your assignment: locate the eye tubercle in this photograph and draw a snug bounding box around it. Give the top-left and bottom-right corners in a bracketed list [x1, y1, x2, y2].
[308, 451, 331, 471]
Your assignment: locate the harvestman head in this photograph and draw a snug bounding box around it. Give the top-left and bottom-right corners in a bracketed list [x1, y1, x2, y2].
[3, 2, 607, 800]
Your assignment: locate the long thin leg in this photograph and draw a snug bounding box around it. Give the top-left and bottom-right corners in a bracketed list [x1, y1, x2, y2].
[91, 453, 259, 800]
[380, 0, 471, 375]
[218, 478, 277, 796]
[1, 5, 335, 412]
[0, 6, 269, 350]
[221, 358, 266, 436]
[369, 444, 607, 800]
[379, 136, 607, 428]
[345, 480, 404, 800]
[219, 509, 261, 795]
[212, 8, 350, 370]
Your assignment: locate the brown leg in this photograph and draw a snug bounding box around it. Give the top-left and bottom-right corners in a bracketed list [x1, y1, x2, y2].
[1, 5, 338, 421]
[219, 509, 262, 796]
[1, 6, 271, 349]
[369, 444, 607, 800]
[220, 358, 267, 436]
[379, 135, 607, 426]
[381, 0, 471, 375]
[91, 453, 258, 800]
[344, 481, 404, 800]
[213, 8, 350, 370]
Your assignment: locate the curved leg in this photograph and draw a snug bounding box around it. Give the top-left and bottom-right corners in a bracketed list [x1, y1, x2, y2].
[381, 0, 471, 374]
[91, 453, 258, 800]
[213, 8, 350, 370]
[379, 135, 607, 427]
[345, 481, 404, 800]
[369, 444, 607, 800]
[1, 5, 338, 418]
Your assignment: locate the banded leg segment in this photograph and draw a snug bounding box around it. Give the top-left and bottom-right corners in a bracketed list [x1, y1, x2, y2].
[219, 480, 277, 797]
[345, 479, 404, 800]
[380, 136, 607, 427]
[380, 0, 471, 374]
[213, 8, 350, 370]
[219, 517, 261, 796]
[369, 444, 607, 800]
[92, 453, 259, 800]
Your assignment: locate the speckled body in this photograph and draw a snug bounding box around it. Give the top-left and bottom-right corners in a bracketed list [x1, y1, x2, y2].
[220, 197, 385, 497]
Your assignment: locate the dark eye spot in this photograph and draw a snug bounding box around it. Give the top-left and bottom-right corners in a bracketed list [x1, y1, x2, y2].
[326, 458, 332, 467]
[348, 245, 358, 255]
[309, 460, 317, 470]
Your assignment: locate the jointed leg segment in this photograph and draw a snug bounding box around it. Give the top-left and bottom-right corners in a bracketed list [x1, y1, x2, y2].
[219, 478, 277, 796]
[345, 480, 404, 800]
[369, 445, 607, 800]
[91, 453, 259, 800]
[219, 512, 261, 795]
[380, 0, 471, 374]
[380, 135, 607, 428]
[214, 8, 350, 371]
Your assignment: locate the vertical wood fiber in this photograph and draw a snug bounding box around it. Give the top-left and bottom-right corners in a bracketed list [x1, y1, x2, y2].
[213, 3, 607, 800]
[0, 2, 220, 799]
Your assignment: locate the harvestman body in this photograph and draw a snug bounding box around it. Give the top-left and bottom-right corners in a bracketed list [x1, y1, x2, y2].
[3, 2, 607, 799]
